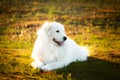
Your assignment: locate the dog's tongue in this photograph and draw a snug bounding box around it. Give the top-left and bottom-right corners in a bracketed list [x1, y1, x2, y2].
[53, 38, 64, 46]
[59, 41, 64, 46]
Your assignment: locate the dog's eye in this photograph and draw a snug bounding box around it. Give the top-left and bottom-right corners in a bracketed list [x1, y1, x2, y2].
[56, 30, 59, 33]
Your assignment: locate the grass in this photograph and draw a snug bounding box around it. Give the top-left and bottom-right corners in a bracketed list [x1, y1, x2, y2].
[0, 0, 120, 80]
[0, 25, 120, 80]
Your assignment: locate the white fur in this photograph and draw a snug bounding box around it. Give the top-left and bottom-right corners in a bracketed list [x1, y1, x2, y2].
[31, 22, 89, 71]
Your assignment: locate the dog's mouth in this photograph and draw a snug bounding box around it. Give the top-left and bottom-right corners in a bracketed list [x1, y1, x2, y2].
[53, 38, 64, 46]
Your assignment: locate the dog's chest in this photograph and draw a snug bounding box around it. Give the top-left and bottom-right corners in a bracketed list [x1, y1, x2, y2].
[42, 46, 58, 63]
[41, 43, 66, 63]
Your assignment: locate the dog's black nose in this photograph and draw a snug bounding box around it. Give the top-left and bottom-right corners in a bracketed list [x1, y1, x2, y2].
[63, 36, 67, 41]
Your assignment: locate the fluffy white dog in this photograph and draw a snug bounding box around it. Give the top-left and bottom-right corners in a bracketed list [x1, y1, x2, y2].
[31, 22, 89, 71]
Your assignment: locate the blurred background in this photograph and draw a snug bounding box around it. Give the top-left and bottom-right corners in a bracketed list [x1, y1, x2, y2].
[0, 0, 120, 80]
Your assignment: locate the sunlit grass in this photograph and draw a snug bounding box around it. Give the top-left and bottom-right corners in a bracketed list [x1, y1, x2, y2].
[0, 24, 120, 79]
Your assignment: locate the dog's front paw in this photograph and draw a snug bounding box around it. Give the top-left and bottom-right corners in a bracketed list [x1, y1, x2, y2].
[41, 64, 54, 71]
[31, 61, 44, 69]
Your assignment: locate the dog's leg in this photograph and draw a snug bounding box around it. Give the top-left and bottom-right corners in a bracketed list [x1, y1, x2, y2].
[31, 58, 44, 69]
[41, 60, 71, 71]
[31, 61, 44, 69]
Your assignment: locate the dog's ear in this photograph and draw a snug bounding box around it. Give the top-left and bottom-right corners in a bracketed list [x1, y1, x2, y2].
[42, 21, 52, 33]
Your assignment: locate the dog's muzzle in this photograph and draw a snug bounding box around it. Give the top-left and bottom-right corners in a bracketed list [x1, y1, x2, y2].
[53, 37, 67, 46]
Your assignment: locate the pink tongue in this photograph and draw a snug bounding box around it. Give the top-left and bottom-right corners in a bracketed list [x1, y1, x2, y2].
[59, 42, 64, 46]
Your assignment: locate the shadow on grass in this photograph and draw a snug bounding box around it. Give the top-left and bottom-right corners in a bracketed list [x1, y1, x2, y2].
[56, 57, 120, 80]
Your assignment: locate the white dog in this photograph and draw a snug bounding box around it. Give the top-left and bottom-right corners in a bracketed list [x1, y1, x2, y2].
[31, 22, 89, 71]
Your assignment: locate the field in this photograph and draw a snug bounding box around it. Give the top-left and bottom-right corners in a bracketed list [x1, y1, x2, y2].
[0, 0, 120, 80]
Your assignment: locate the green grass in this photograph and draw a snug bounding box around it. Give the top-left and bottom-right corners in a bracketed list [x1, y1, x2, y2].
[0, 0, 120, 80]
[0, 25, 120, 80]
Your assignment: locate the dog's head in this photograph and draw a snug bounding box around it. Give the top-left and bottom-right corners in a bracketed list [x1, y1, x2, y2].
[41, 22, 67, 46]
